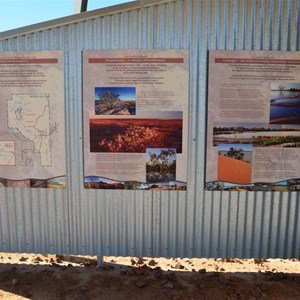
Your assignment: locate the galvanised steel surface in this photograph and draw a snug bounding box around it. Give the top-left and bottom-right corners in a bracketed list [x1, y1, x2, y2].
[0, 0, 299, 258]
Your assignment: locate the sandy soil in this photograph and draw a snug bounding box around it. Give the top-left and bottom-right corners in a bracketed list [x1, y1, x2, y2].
[0, 253, 299, 299]
[218, 155, 252, 184]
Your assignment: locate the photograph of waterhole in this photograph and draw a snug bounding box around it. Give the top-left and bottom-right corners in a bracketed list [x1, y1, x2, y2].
[146, 148, 176, 183]
[269, 82, 300, 124]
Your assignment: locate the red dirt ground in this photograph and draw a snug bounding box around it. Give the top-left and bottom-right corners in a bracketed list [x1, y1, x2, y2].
[0, 253, 299, 299]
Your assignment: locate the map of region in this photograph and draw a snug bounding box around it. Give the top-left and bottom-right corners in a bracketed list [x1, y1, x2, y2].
[7, 95, 52, 166]
[0, 141, 16, 166]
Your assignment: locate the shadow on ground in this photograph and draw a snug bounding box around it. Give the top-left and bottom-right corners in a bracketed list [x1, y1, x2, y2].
[0, 255, 299, 299]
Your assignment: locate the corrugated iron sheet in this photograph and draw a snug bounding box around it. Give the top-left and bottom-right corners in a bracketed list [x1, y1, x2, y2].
[0, 0, 299, 258]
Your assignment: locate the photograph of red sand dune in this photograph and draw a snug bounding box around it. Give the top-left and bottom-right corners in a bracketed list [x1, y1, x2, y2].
[218, 144, 253, 184]
[90, 112, 183, 153]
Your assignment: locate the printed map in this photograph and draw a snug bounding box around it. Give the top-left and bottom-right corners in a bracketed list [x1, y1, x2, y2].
[0, 51, 65, 187]
[0, 141, 15, 166]
[7, 95, 52, 166]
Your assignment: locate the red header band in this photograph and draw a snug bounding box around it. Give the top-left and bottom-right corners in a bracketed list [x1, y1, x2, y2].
[89, 58, 184, 63]
[215, 58, 300, 65]
[0, 58, 58, 64]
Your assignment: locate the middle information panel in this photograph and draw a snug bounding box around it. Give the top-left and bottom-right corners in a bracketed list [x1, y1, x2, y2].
[83, 50, 189, 190]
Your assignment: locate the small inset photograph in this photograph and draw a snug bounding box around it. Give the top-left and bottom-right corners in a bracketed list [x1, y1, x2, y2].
[205, 181, 224, 191]
[270, 82, 300, 124]
[0, 178, 7, 188]
[223, 182, 254, 191]
[30, 179, 48, 188]
[254, 182, 272, 191]
[94, 87, 136, 115]
[6, 179, 31, 188]
[270, 180, 289, 192]
[47, 176, 66, 189]
[124, 181, 187, 190]
[287, 178, 300, 191]
[218, 144, 253, 184]
[84, 176, 125, 189]
[148, 181, 187, 191]
[124, 181, 141, 190]
[146, 148, 176, 183]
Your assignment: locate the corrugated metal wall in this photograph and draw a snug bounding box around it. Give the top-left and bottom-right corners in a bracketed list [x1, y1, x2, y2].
[0, 0, 299, 258]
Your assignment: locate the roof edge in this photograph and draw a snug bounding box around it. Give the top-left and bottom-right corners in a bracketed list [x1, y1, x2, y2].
[0, 0, 176, 40]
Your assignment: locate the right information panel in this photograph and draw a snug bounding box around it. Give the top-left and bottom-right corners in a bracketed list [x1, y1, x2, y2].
[205, 50, 300, 191]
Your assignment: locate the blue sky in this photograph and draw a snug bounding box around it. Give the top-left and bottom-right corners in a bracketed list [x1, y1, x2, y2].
[0, 0, 135, 33]
[214, 122, 299, 130]
[85, 176, 117, 183]
[218, 144, 253, 152]
[146, 148, 177, 162]
[95, 87, 136, 101]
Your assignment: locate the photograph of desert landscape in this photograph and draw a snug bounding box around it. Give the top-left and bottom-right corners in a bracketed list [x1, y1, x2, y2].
[269, 82, 300, 124]
[0, 177, 66, 189]
[46, 176, 66, 189]
[84, 176, 187, 190]
[217, 144, 253, 185]
[84, 176, 125, 189]
[90, 112, 183, 153]
[94, 87, 136, 115]
[205, 177, 300, 191]
[213, 122, 300, 147]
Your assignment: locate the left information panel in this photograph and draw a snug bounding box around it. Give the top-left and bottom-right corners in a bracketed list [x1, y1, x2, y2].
[0, 51, 66, 188]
